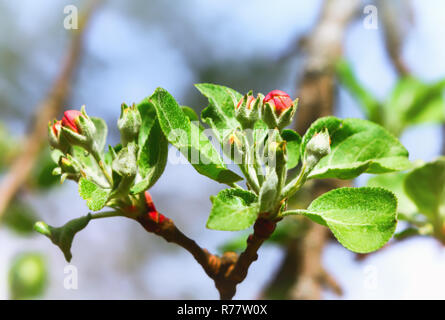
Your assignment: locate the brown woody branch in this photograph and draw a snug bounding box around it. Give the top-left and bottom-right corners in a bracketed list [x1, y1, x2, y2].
[0, 0, 101, 219]
[137, 211, 276, 300]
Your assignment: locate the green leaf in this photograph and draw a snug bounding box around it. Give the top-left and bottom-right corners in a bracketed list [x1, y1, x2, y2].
[196, 83, 242, 142]
[91, 117, 108, 152]
[2, 199, 39, 235]
[149, 87, 242, 185]
[282, 187, 397, 253]
[281, 129, 301, 169]
[34, 215, 92, 262]
[132, 120, 168, 194]
[367, 172, 418, 218]
[9, 252, 48, 299]
[304, 117, 411, 179]
[137, 98, 157, 147]
[78, 178, 110, 211]
[336, 59, 383, 124]
[207, 188, 259, 231]
[404, 158, 445, 221]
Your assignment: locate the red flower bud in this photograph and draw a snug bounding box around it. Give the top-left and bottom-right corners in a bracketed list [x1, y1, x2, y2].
[236, 95, 256, 110]
[264, 90, 293, 116]
[61, 110, 83, 133]
[52, 120, 62, 137]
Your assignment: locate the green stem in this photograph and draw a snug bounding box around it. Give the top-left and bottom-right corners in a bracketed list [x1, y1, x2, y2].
[281, 162, 309, 199]
[90, 210, 124, 220]
[92, 149, 113, 185]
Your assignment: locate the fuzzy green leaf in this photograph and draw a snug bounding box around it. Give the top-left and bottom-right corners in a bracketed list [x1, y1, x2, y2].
[207, 188, 259, 231]
[137, 98, 157, 147]
[303, 117, 411, 179]
[282, 187, 397, 253]
[404, 158, 445, 221]
[78, 178, 110, 211]
[132, 120, 168, 194]
[149, 87, 242, 185]
[34, 215, 92, 262]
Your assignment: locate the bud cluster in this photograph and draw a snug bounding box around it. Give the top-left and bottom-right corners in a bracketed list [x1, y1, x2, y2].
[47, 102, 144, 215]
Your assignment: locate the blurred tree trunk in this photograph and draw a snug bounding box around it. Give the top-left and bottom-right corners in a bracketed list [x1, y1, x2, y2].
[0, 0, 101, 218]
[262, 0, 359, 300]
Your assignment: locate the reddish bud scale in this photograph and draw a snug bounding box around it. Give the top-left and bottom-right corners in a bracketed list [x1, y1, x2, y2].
[253, 218, 276, 238]
[52, 120, 62, 136]
[145, 191, 157, 212]
[236, 96, 256, 110]
[62, 110, 83, 133]
[264, 90, 293, 116]
[148, 211, 166, 224]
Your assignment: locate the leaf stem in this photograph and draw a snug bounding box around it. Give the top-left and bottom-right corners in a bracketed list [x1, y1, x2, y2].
[282, 161, 309, 198]
[91, 149, 113, 185]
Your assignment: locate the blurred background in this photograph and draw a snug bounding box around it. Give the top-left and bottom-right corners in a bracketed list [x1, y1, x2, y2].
[0, 0, 444, 299]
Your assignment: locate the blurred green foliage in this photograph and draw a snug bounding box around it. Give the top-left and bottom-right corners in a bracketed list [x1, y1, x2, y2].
[8, 252, 48, 300]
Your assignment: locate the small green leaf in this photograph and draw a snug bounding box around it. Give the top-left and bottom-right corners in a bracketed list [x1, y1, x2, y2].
[404, 158, 445, 221]
[9, 252, 48, 299]
[132, 120, 168, 194]
[149, 87, 242, 185]
[78, 178, 110, 211]
[207, 188, 259, 231]
[282, 187, 397, 253]
[281, 129, 301, 169]
[303, 117, 411, 179]
[34, 214, 92, 262]
[195, 83, 242, 142]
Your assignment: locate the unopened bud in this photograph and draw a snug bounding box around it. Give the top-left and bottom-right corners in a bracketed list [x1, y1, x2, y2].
[48, 120, 70, 153]
[262, 90, 298, 130]
[118, 103, 142, 146]
[60, 107, 97, 153]
[304, 129, 331, 170]
[235, 92, 262, 129]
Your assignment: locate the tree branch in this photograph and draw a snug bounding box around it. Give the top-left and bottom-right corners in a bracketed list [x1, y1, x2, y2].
[136, 208, 276, 300]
